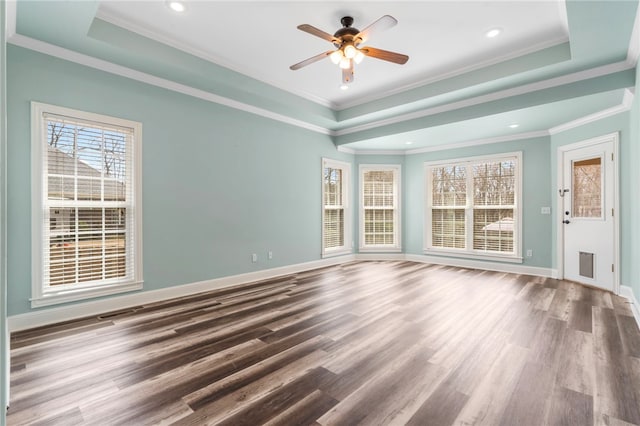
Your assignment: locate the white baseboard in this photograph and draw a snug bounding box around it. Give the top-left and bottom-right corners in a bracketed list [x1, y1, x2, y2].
[8, 255, 356, 332]
[354, 253, 406, 261]
[405, 254, 558, 278]
[620, 285, 640, 329]
[8, 253, 557, 332]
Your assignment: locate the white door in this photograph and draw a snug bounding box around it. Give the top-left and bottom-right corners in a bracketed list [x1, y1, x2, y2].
[560, 135, 617, 292]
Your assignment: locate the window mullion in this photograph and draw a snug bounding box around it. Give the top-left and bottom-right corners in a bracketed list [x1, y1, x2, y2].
[466, 164, 473, 251]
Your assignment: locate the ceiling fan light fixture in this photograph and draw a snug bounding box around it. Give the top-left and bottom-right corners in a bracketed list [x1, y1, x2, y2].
[290, 15, 408, 86]
[329, 50, 342, 65]
[343, 44, 357, 59]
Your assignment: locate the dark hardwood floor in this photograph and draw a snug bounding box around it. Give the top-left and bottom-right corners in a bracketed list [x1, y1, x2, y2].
[8, 261, 640, 425]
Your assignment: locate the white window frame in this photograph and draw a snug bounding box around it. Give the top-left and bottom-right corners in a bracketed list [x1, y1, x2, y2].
[31, 102, 143, 307]
[359, 164, 402, 252]
[424, 152, 523, 263]
[322, 158, 352, 258]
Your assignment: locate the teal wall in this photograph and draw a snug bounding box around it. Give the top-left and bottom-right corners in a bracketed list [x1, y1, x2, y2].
[403, 137, 553, 268]
[627, 66, 640, 298]
[550, 112, 631, 287]
[7, 46, 352, 316]
[1, 1, 9, 421]
[5, 43, 638, 322]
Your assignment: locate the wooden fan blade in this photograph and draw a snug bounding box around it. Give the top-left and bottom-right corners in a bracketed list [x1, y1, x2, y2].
[361, 47, 409, 64]
[297, 24, 339, 43]
[290, 51, 334, 70]
[355, 15, 397, 44]
[342, 63, 354, 84]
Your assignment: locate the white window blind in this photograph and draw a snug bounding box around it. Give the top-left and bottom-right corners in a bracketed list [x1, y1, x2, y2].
[322, 158, 351, 257]
[472, 161, 516, 253]
[431, 165, 466, 249]
[360, 165, 401, 250]
[426, 153, 521, 261]
[32, 103, 142, 307]
[323, 167, 344, 249]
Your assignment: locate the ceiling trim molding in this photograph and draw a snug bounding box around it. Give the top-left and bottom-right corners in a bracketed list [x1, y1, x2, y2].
[96, 8, 569, 112]
[7, 33, 334, 137]
[627, 2, 640, 66]
[352, 149, 407, 156]
[4, 0, 16, 39]
[403, 130, 549, 155]
[95, 10, 337, 109]
[334, 60, 634, 138]
[334, 88, 632, 155]
[549, 88, 634, 135]
[336, 146, 355, 154]
[335, 36, 570, 111]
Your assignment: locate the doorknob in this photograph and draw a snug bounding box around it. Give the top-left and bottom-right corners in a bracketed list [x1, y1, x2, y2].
[563, 219, 570, 224]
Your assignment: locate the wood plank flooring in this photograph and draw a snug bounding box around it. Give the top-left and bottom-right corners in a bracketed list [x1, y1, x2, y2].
[8, 261, 640, 425]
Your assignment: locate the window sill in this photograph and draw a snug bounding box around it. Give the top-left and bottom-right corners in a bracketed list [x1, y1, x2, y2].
[423, 248, 523, 264]
[31, 280, 144, 308]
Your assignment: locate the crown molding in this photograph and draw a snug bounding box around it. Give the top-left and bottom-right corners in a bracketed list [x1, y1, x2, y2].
[7, 34, 333, 137]
[334, 36, 570, 111]
[4, 0, 16, 40]
[334, 60, 633, 138]
[549, 88, 634, 135]
[341, 87, 631, 154]
[336, 145, 355, 154]
[352, 150, 407, 156]
[96, 8, 570, 113]
[95, 10, 337, 109]
[403, 130, 549, 155]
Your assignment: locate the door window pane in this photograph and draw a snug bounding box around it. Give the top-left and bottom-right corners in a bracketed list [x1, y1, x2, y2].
[572, 157, 602, 218]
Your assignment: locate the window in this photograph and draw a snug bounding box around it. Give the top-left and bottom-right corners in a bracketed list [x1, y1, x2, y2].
[31, 102, 142, 307]
[322, 158, 351, 257]
[425, 152, 522, 262]
[359, 165, 401, 251]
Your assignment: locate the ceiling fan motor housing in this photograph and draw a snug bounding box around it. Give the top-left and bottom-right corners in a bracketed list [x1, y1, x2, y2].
[334, 16, 360, 47]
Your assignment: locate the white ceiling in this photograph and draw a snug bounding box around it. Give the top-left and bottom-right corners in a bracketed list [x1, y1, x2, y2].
[96, 1, 569, 109]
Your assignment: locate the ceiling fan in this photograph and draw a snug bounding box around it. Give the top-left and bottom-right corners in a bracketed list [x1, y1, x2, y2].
[290, 15, 409, 86]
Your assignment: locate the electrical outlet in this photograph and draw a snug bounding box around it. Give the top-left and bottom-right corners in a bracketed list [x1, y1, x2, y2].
[251, 253, 257, 263]
[541, 207, 551, 214]
[526, 249, 533, 257]
[268, 251, 273, 260]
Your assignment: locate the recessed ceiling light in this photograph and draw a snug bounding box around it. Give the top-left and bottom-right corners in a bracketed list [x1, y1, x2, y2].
[405, 141, 414, 145]
[340, 84, 349, 91]
[509, 123, 519, 128]
[485, 28, 502, 38]
[167, 1, 186, 12]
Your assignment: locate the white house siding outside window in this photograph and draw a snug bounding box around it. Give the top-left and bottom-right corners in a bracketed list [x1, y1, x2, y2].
[425, 152, 522, 262]
[359, 165, 401, 252]
[322, 158, 351, 257]
[31, 102, 143, 307]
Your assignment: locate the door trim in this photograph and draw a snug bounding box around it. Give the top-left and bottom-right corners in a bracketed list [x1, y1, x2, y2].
[556, 132, 620, 294]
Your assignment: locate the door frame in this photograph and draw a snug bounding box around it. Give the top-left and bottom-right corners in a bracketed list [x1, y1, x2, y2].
[556, 132, 620, 294]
